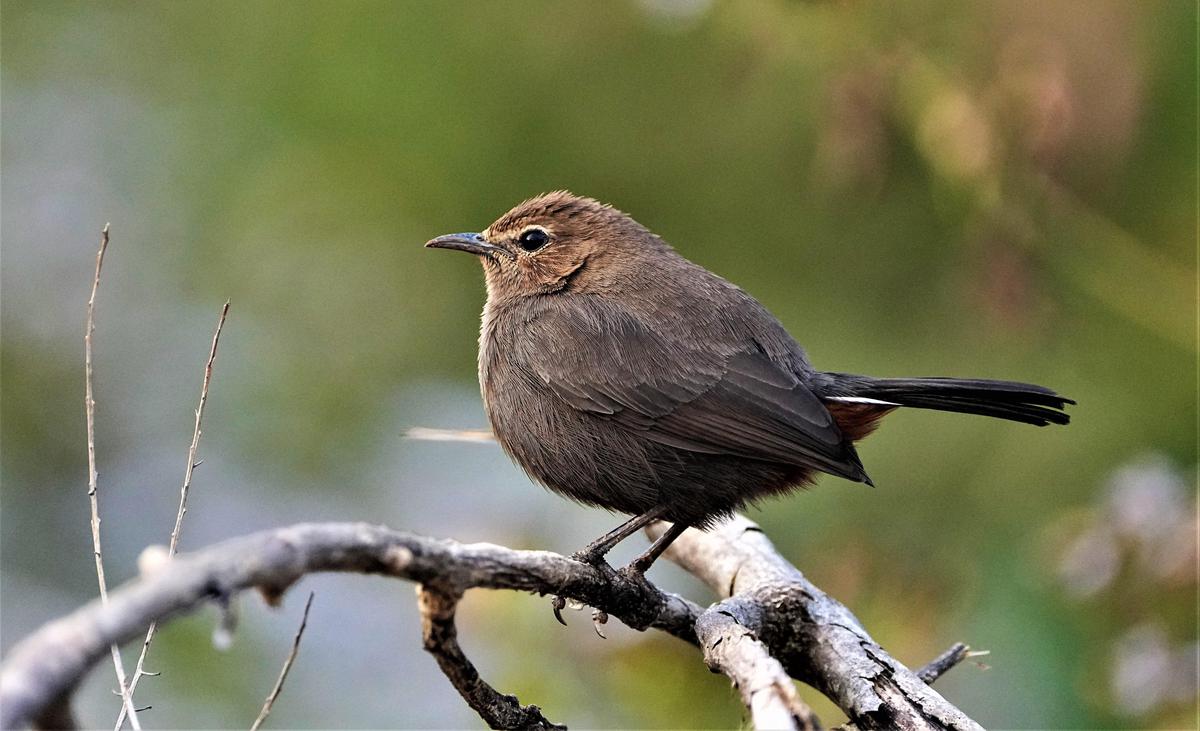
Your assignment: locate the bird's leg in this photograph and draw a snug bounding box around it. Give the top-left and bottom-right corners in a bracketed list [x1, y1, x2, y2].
[623, 520, 689, 577]
[591, 521, 689, 634]
[553, 507, 669, 627]
[569, 506, 669, 565]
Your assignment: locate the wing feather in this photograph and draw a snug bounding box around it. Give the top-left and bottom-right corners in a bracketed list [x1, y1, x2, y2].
[522, 296, 868, 482]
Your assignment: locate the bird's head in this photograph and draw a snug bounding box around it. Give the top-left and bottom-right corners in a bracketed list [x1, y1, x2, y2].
[425, 191, 665, 302]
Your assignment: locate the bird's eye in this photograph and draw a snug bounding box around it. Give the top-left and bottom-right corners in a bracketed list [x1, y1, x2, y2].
[517, 227, 550, 252]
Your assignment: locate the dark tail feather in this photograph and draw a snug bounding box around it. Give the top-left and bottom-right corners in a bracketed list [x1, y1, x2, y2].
[820, 373, 1074, 426]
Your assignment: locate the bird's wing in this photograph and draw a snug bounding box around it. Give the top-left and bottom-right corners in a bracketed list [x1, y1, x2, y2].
[520, 296, 868, 482]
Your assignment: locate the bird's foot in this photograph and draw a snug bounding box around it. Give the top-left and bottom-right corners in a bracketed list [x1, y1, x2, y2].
[552, 550, 618, 628]
[549, 563, 661, 632]
[549, 600, 611, 638]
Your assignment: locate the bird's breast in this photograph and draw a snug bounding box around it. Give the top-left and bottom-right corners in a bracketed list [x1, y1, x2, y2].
[476, 298, 535, 427]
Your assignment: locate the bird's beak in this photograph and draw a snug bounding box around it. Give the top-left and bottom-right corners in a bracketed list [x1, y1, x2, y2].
[424, 232, 511, 260]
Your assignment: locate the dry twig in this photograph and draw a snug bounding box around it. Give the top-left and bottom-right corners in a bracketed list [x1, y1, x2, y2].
[83, 223, 142, 731]
[115, 302, 230, 729]
[250, 592, 315, 731]
[405, 427, 495, 444]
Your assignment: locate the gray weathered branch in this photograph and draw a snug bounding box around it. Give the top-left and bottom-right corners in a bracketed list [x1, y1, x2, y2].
[654, 516, 983, 731]
[0, 523, 698, 730]
[0, 518, 979, 730]
[418, 587, 565, 730]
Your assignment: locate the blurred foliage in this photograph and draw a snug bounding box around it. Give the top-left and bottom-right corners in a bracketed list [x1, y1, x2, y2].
[1, 0, 1196, 728]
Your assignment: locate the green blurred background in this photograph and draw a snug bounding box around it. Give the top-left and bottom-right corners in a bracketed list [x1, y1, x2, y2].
[2, 1, 1196, 728]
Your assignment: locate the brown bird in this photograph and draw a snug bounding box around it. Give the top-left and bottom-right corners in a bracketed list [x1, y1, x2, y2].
[426, 191, 1071, 581]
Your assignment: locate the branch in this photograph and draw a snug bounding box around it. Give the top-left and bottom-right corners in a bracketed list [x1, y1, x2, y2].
[0, 518, 982, 730]
[695, 609, 821, 730]
[653, 517, 982, 731]
[82, 223, 142, 731]
[418, 587, 564, 730]
[0, 523, 700, 729]
[250, 592, 314, 731]
[117, 301, 229, 729]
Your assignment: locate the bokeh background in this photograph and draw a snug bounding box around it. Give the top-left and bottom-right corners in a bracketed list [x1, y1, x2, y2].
[2, 1, 1196, 728]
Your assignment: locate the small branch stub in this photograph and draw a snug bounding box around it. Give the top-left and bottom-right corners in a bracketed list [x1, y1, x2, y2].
[916, 643, 973, 685]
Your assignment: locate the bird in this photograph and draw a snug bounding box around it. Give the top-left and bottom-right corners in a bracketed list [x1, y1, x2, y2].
[426, 191, 1072, 582]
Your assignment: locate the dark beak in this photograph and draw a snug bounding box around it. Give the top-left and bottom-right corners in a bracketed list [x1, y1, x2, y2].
[425, 232, 511, 260]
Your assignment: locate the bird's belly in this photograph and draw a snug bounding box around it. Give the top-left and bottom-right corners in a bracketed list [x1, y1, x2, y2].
[483, 365, 807, 525]
[484, 372, 654, 514]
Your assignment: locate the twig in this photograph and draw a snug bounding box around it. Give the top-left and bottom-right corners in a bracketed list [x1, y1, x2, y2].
[418, 587, 564, 730]
[83, 223, 142, 731]
[250, 592, 315, 731]
[168, 300, 230, 555]
[117, 301, 230, 730]
[405, 427, 495, 443]
[915, 643, 972, 684]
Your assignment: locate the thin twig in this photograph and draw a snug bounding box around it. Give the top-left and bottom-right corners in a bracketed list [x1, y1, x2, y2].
[250, 592, 315, 731]
[405, 427, 495, 443]
[169, 299, 230, 557]
[84, 223, 143, 731]
[116, 301, 230, 730]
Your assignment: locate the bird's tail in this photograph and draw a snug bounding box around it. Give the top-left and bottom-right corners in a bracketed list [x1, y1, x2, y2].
[817, 373, 1074, 426]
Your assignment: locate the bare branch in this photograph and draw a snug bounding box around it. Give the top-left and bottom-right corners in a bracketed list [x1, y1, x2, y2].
[1, 517, 982, 730]
[0, 523, 701, 729]
[695, 609, 821, 731]
[652, 517, 983, 731]
[418, 587, 564, 730]
[83, 223, 142, 731]
[117, 301, 230, 729]
[250, 592, 314, 731]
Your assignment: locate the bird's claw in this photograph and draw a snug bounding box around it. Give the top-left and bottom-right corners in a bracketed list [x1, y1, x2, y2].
[591, 609, 609, 638]
[551, 597, 610, 638]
